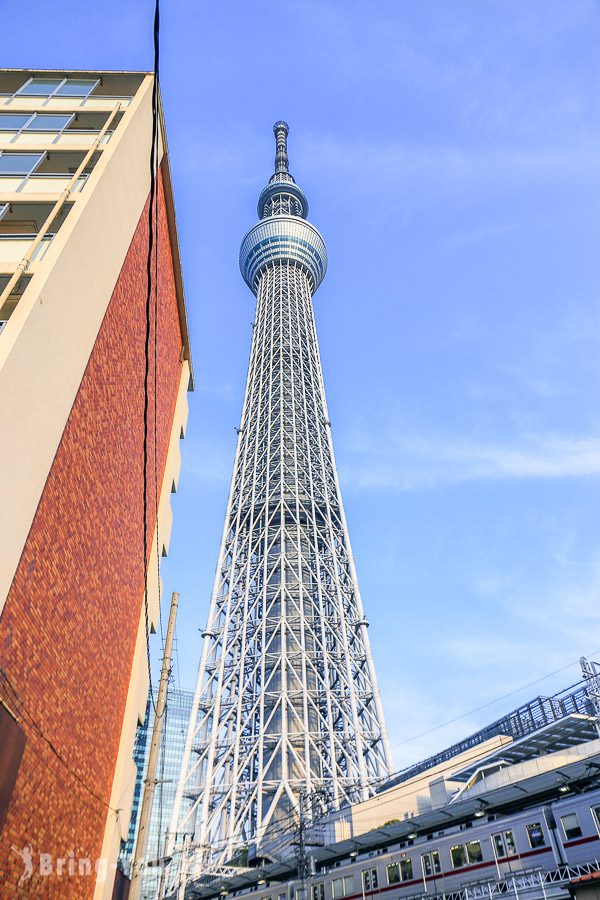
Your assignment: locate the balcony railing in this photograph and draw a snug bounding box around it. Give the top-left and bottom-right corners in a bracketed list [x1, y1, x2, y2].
[0, 94, 132, 112]
[0, 173, 87, 194]
[0, 129, 112, 148]
[0, 234, 54, 266]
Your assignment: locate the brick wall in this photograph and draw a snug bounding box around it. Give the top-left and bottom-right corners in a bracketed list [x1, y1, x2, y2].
[0, 168, 185, 897]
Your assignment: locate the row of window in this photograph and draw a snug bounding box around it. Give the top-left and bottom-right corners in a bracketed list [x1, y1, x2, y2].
[258, 807, 598, 900]
[10, 77, 99, 100]
[0, 112, 75, 134]
[309, 818, 559, 900]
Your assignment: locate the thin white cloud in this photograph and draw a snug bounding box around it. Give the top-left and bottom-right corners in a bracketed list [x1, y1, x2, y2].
[339, 430, 600, 491]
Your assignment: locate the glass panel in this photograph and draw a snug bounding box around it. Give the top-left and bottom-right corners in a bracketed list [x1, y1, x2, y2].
[25, 114, 72, 131]
[18, 78, 62, 96]
[399, 859, 413, 881]
[451, 845, 467, 868]
[421, 854, 432, 877]
[431, 851, 441, 874]
[362, 870, 377, 892]
[493, 834, 506, 859]
[0, 153, 44, 175]
[526, 823, 545, 849]
[466, 841, 483, 864]
[592, 806, 600, 833]
[0, 114, 31, 130]
[343, 876, 354, 896]
[504, 831, 516, 855]
[332, 879, 343, 900]
[561, 813, 582, 840]
[55, 80, 97, 98]
[386, 863, 399, 885]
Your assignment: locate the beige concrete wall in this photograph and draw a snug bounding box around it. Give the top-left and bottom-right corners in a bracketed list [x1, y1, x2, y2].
[330, 734, 514, 841]
[0, 74, 157, 614]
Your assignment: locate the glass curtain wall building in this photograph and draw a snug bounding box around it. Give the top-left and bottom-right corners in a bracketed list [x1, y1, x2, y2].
[123, 687, 195, 898]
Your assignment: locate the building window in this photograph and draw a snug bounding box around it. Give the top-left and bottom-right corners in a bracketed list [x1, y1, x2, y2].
[386, 863, 399, 885]
[526, 823, 546, 849]
[16, 77, 98, 99]
[399, 859, 413, 882]
[466, 841, 483, 864]
[311, 884, 325, 900]
[361, 869, 378, 892]
[450, 845, 467, 869]
[25, 114, 73, 132]
[17, 78, 63, 96]
[0, 114, 31, 131]
[561, 813, 583, 841]
[0, 152, 45, 176]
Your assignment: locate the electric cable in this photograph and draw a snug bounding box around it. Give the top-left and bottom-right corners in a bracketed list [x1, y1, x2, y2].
[142, 0, 162, 717]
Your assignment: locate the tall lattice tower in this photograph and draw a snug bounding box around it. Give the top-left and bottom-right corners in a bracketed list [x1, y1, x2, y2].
[172, 122, 392, 867]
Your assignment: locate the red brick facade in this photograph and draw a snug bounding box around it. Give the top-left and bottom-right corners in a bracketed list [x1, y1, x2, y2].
[0, 168, 185, 896]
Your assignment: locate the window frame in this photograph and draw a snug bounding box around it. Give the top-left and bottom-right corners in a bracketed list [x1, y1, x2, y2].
[450, 844, 468, 869]
[560, 813, 583, 841]
[361, 868, 378, 892]
[0, 151, 46, 182]
[399, 858, 413, 882]
[466, 841, 483, 864]
[386, 863, 399, 886]
[525, 822, 546, 849]
[13, 76, 100, 103]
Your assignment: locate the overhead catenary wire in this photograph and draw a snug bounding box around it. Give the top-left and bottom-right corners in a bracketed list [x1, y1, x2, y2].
[382, 651, 599, 761]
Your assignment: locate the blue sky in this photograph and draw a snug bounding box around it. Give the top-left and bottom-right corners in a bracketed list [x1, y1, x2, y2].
[5, 0, 600, 771]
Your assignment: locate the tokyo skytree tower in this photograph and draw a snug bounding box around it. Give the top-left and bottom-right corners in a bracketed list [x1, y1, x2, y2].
[172, 122, 392, 864]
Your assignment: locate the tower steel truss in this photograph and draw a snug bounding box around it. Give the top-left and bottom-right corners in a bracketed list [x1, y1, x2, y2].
[172, 122, 392, 867]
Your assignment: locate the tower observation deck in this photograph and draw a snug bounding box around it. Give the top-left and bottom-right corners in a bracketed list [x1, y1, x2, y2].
[172, 122, 392, 868]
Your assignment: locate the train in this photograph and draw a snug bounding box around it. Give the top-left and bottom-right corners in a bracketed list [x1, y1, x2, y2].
[226, 789, 600, 900]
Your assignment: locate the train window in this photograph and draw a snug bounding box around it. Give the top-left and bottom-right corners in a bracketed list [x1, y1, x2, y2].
[343, 876, 354, 896]
[450, 845, 467, 868]
[279, 894, 286, 900]
[526, 823, 546, 849]
[493, 830, 516, 859]
[421, 852, 440, 877]
[399, 859, 413, 882]
[466, 841, 483, 864]
[332, 879, 344, 899]
[361, 869, 378, 892]
[386, 863, 400, 885]
[592, 806, 600, 835]
[504, 831, 516, 855]
[561, 813, 583, 840]
[311, 884, 325, 900]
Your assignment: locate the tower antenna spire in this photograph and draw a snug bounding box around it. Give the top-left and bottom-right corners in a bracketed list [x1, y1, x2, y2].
[273, 120, 290, 175]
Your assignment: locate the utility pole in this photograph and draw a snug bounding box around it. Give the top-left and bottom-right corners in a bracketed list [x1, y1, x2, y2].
[130, 591, 179, 900]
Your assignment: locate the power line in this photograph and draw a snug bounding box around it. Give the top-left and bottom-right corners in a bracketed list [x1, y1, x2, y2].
[381, 651, 599, 773]
[142, 0, 161, 717]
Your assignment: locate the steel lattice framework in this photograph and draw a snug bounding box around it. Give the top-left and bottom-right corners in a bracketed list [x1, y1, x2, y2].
[171, 122, 392, 867]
